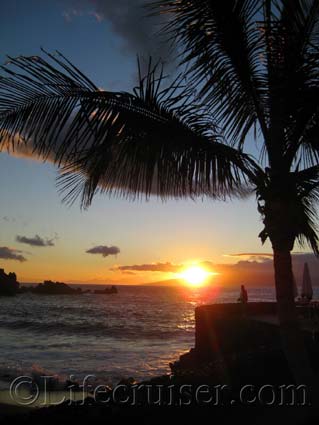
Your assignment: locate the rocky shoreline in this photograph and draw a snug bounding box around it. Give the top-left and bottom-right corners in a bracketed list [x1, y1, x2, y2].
[0, 268, 118, 296]
[2, 348, 318, 425]
[2, 302, 319, 424]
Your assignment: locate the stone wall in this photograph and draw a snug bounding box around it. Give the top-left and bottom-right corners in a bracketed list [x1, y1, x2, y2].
[194, 303, 280, 359]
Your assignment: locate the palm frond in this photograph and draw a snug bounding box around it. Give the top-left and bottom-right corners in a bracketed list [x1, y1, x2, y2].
[151, 0, 269, 148]
[0, 51, 261, 206]
[293, 166, 319, 254]
[257, 168, 319, 254]
[263, 0, 319, 168]
[56, 59, 262, 207]
[0, 49, 98, 163]
[295, 196, 319, 255]
[151, 0, 319, 173]
[294, 165, 319, 203]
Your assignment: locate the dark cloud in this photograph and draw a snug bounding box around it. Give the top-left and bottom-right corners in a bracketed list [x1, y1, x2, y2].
[112, 253, 319, 288]
[2, 216, 16, 223]
[0, 247, 26, 262]
[202, 253, 319, 287]
[62, 0, 174, 73]
[113, 259, 273, 275]
[227, 253, 273, 258]
[112, 262, 183, 273]
[16, 234, 55, 247]
[94, 1, 172, 60]
[86, 245, 120, 257]
[225, 253, 274, 264]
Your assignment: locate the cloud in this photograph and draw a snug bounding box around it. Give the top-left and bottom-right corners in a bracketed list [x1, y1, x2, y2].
[89, 10, 104, 23]
[112, 259, 274, 275]
[16, 234, 55, 247]
[62, 7, 104, 23]
[202, 253, 319, 287]
[112, 253, 319, 287]
[0, 247, 27, 262]
[62, 8, 84, 22]
[62, 0, 174, 72]
[227, 253, 273, 258]
[112, 262, 183, 273]
[225, 252, 274, 262]
[1, 133, 46, 165]
[86, 245, 120, 257]
[0, 3, 177, 195]
[94, 1, 172, 59]
[2, 216, 14, 222]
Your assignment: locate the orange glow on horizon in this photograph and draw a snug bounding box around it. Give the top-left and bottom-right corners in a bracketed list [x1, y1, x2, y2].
[179, 266, 215, 287]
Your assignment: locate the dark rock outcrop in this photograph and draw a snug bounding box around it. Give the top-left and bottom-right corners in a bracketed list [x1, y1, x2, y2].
[94, 285, 118, 294]
[31, 280, 82, 295]
[0, 268, 19, 296]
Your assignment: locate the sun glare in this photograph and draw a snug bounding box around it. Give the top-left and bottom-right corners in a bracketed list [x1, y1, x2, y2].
[180, 266, 210, 287]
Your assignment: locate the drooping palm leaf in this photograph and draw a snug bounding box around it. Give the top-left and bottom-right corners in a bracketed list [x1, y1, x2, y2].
[0, 50, 98, 162]
[288, 170, 319, 255]
[151, 0, 268, 148]
[0, 51, 261, 207]
[152, 0, 319, 169]
[294, 165, 319, 203]
[264, 0, 319, 169]
[257, 167, 319, 254]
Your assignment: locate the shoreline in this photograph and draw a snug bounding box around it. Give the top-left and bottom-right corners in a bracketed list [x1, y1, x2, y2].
[2, 300, 319, 423]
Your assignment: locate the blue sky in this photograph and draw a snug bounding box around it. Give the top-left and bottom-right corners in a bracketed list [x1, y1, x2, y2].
[0, 0, 290, 284]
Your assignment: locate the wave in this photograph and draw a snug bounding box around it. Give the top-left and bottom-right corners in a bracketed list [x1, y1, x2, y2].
[0, 363, 84, 392]
[0, 318, 192, 339]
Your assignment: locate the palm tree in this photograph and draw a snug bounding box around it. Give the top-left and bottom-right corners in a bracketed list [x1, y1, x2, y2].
[0, 1, 318, 386]
[150, 0, 319, 386]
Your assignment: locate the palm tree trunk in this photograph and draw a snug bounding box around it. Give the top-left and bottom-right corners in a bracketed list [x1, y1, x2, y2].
[272, 248, 314, 385]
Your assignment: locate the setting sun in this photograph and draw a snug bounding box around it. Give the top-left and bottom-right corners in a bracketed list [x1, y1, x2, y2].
[180, 266, 210, 287]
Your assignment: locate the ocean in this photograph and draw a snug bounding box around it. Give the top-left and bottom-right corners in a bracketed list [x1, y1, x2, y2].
[0, 284, 281, 394]
[2, 284, 319, 407]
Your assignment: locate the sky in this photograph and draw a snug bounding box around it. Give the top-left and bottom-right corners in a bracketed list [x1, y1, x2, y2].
[0, 0, 317, 286]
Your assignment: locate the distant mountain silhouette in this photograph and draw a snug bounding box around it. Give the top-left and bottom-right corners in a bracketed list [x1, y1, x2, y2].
[142, 278, 183, 287]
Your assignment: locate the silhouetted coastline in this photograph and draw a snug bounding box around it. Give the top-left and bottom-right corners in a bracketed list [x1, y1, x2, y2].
[20, 281, 118, 295]
[0, 268, 119, 297]
[21, 280, 83, 295]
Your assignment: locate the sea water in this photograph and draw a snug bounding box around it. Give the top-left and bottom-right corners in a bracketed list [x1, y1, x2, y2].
[0, 284, 282, 392]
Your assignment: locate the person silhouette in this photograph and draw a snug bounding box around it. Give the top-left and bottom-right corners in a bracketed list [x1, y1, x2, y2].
[238, 285, 248, 304]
